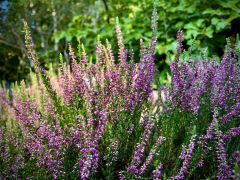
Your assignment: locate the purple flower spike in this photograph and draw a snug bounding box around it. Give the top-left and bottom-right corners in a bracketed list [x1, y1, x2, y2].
[173, 136, 196, 180]
[152, 163, 163, 180]
[214, 129, 233, 179]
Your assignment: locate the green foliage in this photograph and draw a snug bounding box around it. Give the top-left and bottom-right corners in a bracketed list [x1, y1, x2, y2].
[54, 0, 240, 64]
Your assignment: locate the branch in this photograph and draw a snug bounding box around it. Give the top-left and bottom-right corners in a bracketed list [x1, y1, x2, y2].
[102, 0, 110, 24]
[0, 38, 21, 50]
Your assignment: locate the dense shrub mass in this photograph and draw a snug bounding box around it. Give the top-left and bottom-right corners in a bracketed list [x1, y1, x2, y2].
[0, 9, 239, 179]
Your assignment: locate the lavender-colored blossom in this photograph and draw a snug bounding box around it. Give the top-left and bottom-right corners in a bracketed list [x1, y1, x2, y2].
[232, 151, 240, 165]
[170, 40, 240, 117]
[198, 159, 204, 168]
[211, 49, 240, 112]
[173, 136, 196, 180]
[152, 163, 163, 180]
[118, 171, 125, 180]
[223, 127, 240, 140]
[206, 110, 219, 139]
[126, 166, 139, 175]
[116, 18, 127, 64]
[128, 117, 154, 172]
[179, 145, 187, 160]
[233, 151, 240, 159]
[69, 44, 77, 62]
[214, 129, 233, 179]
[222, 103, 240, 124]
[170, 60, 217, 115]
[139, 136, 165, 175]
[175, 30, 184, 62]
[80, 147, 99, 179]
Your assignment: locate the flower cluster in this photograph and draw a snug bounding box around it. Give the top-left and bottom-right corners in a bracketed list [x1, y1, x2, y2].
[168, 33, 240, 179]
[126, 115, 165, 178]
[214, 128, 233, 179]
[170, 33, 240, 116]
[173, 136, 196, 180]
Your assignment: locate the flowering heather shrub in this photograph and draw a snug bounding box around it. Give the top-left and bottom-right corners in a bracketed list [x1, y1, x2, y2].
[170, 31, 240, 116]
[0, 9, 163, 179]
[157, 31, 240, 179]
[0, 9, 239, 179]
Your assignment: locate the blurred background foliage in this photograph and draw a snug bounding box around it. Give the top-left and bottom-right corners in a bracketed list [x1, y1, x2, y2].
[0, 0, 240, 83]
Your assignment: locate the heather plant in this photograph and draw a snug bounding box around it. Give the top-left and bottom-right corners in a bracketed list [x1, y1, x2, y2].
[0, 8, 239, 180]
[153, 31, 240, 179]
[0, 9, 163, 179]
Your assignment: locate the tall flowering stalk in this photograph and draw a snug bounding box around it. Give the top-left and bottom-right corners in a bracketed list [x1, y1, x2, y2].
[126, 115, 165, 177]
[127, 117, 155, 175]
[139, 136, 165, 175]
[214, 127, 233, 179]
[152, 163, 163, 180]
[173, 136, 196, 180]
